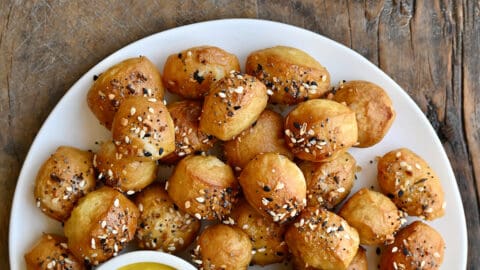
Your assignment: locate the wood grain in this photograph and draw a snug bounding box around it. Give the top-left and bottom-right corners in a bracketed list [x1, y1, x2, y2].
[0, 1, 478, 269]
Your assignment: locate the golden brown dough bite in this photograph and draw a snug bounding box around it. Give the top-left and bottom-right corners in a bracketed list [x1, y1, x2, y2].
[347, 247, 368, 270]
[299, 152, 356, 209]
[285, 207, 360, 270]
[377, 148, 445, 220]
[246, 46, 330, 105]
[339, 188, 404, 245]
[192, 224, 252, 270]
[333, 80, 395, 147]
[230, 200, 288, 266]
[24, 234, 85, 270]
[199, 71, 268, 141]
[95, 141, 157, 193]
[163, 46, 241, 99]
[34, 146, 96, 222]
[380, 221, 445, 270]
[285, 99, 358, 162]
[166, 155, 239, 221]
[161, 100, 216, 164]
[87, 56, 164, 129]
[238, 153, 306, 223]
[64, 186, 139, 266]
[134, 184, 200, 252]
[111, 96, 175, 160]
[223, 109, 293, 169]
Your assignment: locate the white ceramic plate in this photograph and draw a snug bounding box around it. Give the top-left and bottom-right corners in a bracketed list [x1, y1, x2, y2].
[9, 19, 467, 270]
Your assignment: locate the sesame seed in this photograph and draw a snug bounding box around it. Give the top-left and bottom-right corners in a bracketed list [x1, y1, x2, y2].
[321, 75, 327, 82]
[148, 107, 154, 113]
[79, 180, 86, 188]
[257, 247, 266, 253]
[392, 246, 398, 253]
[218, 92, 227, 98]
[36, 200, 41, 208]
[138, 203, 144, 212]
[242, 224, 249, 230]
[434, 252, 441, 258]
[234, 86, 244, 94]
[400, 161, 408, 167]
[195, 197, 205, 203]
[91, 238, 96, 249]
[127, 190, 135, 195]
[130, 107, 136, 115]
[194, 213, 202, 219]
[113, 198, 119, 207]
[262, 198, 270, 206]
[337, 187, 346, 193]
[148, 98, 157, 102]
[125, 136, 130, 144]
[275, 182, 285, 190]
[415, 163, 422, 169]
[108, 94, 115, 100]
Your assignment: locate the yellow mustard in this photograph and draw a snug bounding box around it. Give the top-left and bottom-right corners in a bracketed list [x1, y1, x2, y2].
[118, 262, 176, 270]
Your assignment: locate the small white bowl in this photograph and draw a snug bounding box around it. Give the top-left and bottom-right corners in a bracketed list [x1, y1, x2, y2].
[96, 250, 197, 270]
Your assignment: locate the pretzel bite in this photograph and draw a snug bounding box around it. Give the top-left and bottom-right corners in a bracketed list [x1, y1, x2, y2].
[163, 46, 240, 99]
[245, 46, 330, 104]
[230, 200, 288, 266]
[380, 221, 445, 270]
[377, 148, 445, 220]
[285, 207, 360, 270]
[199, 71, 268, 141]
[192, 224, 252, 270]
[166, 155, 239, 221]
[87, 56, 164, 129]
[333, 80, 395, 147]
[111, 96, 175, 160]
[161, 100, 216, 164]
[24, 234, 85, 270]
[223, 109, 293, 169]
[134, 184, 200, 252]
[95, 141, 157, 193]
[238, 153, 306, 223]
[347, 247, 368, 270]
[285, 99, 358, 162]
[339, 188, 404, 245]
[293, 246, 368, 270]
[299, 152, 356, 209]
[34, 146, 96, 222]
[64, 186, 139, 266]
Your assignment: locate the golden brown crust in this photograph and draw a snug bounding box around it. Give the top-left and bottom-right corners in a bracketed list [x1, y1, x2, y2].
[163, 46, 240, 99]
[161, 100, 216, 164]
[193, 224, 252, 270]
[64, 187, 139, 265]
[379, 221, 445, 270]
[246, 46, 331, 105]
[238, 153, 306, 223]
[299, 152, 356, 209]
[134, 184, 200, 252]
[377, 148, 445, 220]
[111, 96, 175, 160]
[166, 155, 239, 221]
[347, 247, 368, 270]
[94, 141, 157, 193]
[223, 109, 293, 169]
[230, 200, 288, 266]
[24, 234, 85, 270]
[339, 188, 404, 245]
[333, 80, 395, 147]
[285, 99, 358, 162]
[87, 56, 164, 129]
[199, 71, 268, 141]
[34, 146, 96, 222]
[285, 207, 360, 270]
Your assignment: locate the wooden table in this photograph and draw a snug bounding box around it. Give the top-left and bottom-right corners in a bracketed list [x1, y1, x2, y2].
[1, 1, 478, 269]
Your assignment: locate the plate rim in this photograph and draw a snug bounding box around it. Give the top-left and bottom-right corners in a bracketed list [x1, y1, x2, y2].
[9, 18, 468, 269]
